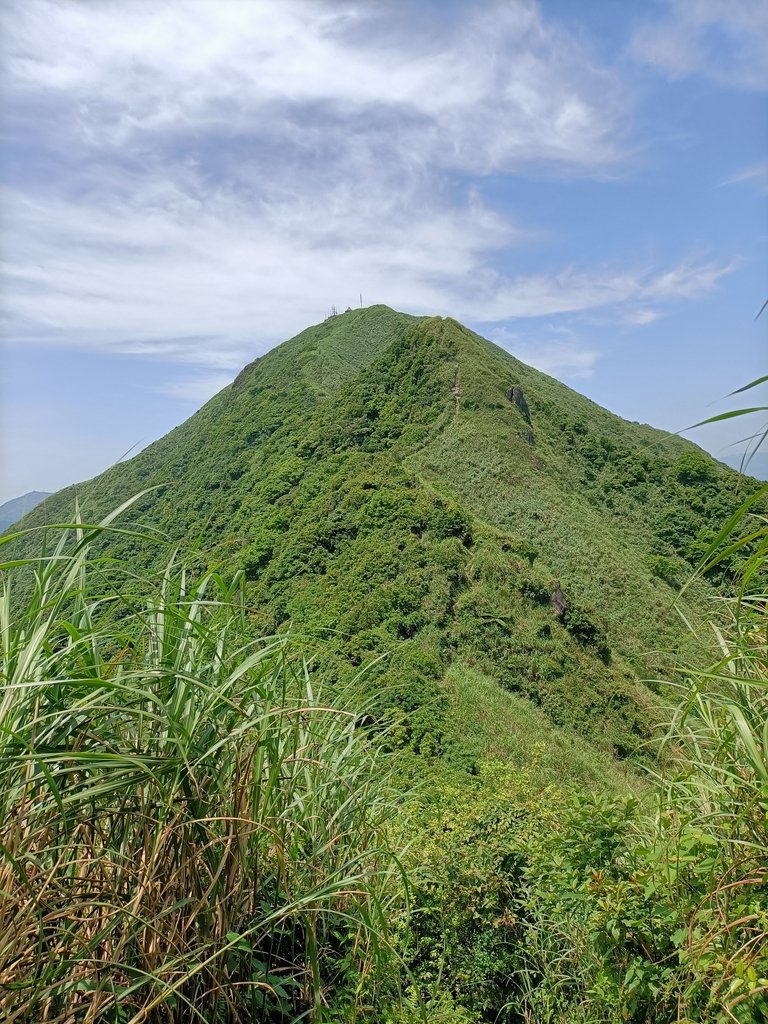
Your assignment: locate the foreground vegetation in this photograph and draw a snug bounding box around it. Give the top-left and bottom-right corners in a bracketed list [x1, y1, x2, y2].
[0, 510, 401, 1022]
[512, 481, 768, 1022]
[2, 310, 766, 1020]
[2, 476, 766, 1022]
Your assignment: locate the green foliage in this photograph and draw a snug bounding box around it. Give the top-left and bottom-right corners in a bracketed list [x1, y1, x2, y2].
[505, 482, 768, 1024]
[675, 449, 717, 485]
[391, 472, 768, 1024]
[398, 759, 555, 1019]
[647, 553, 680, 585]
[10, 306, 760, 773]
[0, 514, 403, 1023]
[3, 313, 767, 1024]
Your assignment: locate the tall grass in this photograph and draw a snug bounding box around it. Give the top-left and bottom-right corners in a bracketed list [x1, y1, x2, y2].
[657, 483, 768, 1017]
[0, 512, 403, 1023]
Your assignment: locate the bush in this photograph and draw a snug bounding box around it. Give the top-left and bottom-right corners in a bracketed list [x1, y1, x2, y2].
[647, 553, 679, 585]
[399, 759, 555, 1020]
[674, 450, 716, 485]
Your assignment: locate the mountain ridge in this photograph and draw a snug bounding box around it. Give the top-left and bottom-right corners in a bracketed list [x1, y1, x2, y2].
[12, 306, 759, 782]
[0, 491, 51, 531]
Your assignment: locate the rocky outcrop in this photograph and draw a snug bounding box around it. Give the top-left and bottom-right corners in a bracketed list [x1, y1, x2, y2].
[551, 582, 566, 618]
[506, 385, 535, 445]
[506, 385, 531, 424]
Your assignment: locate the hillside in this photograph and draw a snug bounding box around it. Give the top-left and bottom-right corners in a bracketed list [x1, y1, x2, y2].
[0, 491, 51, 531]
[14, 306, 758, 781]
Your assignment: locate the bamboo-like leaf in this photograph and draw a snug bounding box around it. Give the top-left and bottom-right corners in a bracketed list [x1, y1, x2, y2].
[0, 497, 403, 1024]
[727, 374, 768, 396]
[685, 407, 768, 430]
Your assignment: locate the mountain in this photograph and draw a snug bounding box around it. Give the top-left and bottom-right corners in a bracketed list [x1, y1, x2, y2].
[14, 306, 758, 784]
[0, 491, 51, 531]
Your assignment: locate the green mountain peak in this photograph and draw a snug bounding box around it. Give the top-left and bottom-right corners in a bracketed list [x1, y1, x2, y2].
[15, 306, 756, 784]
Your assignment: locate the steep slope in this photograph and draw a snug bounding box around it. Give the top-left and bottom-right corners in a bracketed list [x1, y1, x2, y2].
[14, 307, 758, 781]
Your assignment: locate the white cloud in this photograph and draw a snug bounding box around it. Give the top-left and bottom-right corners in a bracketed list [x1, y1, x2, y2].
[1, 176, 734, 366]
[720, 161, 768, 192]
[0, 176, 518, 365]
[0, 0, 737, 372]
[624, 308, 661, 326]
[157, 373, 236, 403]
[3, 0, 626, 173]
[490, 326, 599, 378]
[631, 0, 768, 90]
[463, 259, 734, 321]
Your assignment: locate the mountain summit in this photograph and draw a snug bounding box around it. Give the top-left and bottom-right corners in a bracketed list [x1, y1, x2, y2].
[17, 306, 752, 777]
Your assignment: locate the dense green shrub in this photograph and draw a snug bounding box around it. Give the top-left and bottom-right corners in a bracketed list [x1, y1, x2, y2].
[674, 450, 717, 485]
[398, 759, 555, 1020]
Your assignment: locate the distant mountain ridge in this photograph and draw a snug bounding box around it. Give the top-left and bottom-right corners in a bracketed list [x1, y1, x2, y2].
[13, 306, 761, 783]
[0, 491, 51, 531]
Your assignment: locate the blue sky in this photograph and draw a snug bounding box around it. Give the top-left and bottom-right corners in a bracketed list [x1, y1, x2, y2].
[1, 0, 766, 503]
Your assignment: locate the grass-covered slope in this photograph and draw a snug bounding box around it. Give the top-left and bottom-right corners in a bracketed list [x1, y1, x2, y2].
[16, 306, 758, 775]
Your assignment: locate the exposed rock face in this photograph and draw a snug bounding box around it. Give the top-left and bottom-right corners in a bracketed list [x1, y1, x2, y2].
[506, 385, 531, 424]
[551, 582, 567, 618]
[506, 385, 535, 445]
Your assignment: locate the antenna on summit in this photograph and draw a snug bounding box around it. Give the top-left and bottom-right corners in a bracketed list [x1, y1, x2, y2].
[359, 293, 363, 308]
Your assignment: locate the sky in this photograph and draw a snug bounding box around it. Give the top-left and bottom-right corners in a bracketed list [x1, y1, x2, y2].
[0, 0, 766, 503]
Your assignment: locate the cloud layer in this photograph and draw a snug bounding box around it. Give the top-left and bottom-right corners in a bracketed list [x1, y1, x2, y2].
[5, 1, 626, 170]
[490, 326, 599, 378]
[631, 0, 768, 90]
[0, 0, 740, 373]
